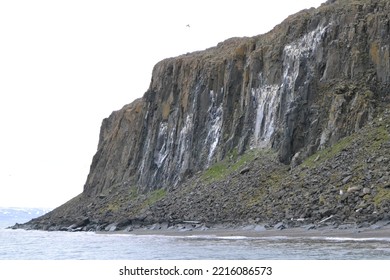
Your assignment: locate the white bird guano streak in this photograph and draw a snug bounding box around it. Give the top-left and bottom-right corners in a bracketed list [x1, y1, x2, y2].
[251, 24, 328, 148]
[252, 85, 280, 148]
[206, 90, 223, 165]
[282, 24, 328, 102]
[155, 122, 168, 168]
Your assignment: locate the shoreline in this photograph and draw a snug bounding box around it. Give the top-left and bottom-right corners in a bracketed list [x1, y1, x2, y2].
[10, 218, 390, 240]
[96, 224, 390, 239]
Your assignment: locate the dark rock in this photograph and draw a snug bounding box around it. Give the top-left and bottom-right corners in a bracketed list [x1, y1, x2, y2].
[342, 176, 352, 185]
[357, 222, 371, 228]
[105, 223, 118, 232]
[303, 224, 316, 231]
[370, 220, 390, 230]
[274, 222, 286, 230]
[68, 217, 90, 230]
[124, 226, 133, 232]
[239, 167, 250, 175]
[319, 208, 334, 218]
[337, 224, 356, 230]
[116, 219, 132, 229]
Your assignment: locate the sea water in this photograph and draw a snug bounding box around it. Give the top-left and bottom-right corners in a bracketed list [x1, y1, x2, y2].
[1, 227, 390, 260]
[1, 209, 390, 260]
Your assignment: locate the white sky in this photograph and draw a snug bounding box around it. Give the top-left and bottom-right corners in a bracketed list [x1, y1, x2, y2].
[0, 0, 325, 208]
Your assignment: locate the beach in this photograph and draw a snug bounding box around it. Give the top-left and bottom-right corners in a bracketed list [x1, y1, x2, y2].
[98, 222, 390, 239]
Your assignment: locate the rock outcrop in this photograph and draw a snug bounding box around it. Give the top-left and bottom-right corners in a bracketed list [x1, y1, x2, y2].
[16, 0, 390, 231]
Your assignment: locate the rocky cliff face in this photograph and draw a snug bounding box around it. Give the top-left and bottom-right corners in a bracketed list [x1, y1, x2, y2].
[85, 0, 389, 196]
[17, 0, 390, 231]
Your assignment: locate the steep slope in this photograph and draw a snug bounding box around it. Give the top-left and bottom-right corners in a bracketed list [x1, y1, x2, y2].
[17, 0, 390, 231]
[85, 0, 389, 196]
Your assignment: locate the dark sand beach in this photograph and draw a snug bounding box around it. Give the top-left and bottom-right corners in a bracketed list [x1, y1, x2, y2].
[100, 223, 390, 239]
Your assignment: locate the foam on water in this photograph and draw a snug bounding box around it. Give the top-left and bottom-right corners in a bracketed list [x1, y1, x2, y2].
[318, 237, 390, 242]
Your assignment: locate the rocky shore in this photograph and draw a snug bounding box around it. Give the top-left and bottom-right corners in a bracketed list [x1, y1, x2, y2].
[13, 219, 390, 240]
[96, 222, 390, 239]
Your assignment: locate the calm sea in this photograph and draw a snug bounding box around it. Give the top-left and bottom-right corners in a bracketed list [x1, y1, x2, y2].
[1, 208, 390, 260]
[1, 216, 390, 260]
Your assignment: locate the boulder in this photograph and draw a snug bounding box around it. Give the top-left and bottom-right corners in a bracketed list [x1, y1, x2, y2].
[105, 223, 118, 232]
[273, 222, 286, 230]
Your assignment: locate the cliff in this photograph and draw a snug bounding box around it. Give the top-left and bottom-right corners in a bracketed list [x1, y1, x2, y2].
[17, 0, 390, 231]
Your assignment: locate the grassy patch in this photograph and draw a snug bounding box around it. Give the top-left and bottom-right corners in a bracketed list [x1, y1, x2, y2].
[143, 188, 167, 206]
[304, 114, 389, 169]
[128, 186, 139, 200]
[201, 149, 261, 182]
[369, 125, 390, 150]
[302, 134, 355, 168]
[247, 188, 266, 207]
[230, 150, 257, 171]
[374, 188, 390, 206]
[106, 202, 120, 212]
[202, 162, 228, 182]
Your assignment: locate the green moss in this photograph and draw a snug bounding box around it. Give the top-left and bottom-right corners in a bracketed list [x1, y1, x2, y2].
[267, 168, 287, 187]
[374, 188, 390, 206]
[231, 151, 257, 171]
[201, 148, 260, 182]
[97, 198, 120, 215]
[246, 161, 288, 207]
[227, 148, 239, 161]
[128, 186, 138, 199]
[95, 184, 141, 215]
[247, 189, 266, 207]
[303, 134, 355, 168]
[369, 125, 390, 150]
[202, 162, 228, 182]
[144, 188, 167, 206]
[106, 202, 120, 212]
[302, 103, 390, 170]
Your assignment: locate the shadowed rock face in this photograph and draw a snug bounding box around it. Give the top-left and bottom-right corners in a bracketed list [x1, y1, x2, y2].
[85, 0, 389, 196]
[16, 0, 390, 231]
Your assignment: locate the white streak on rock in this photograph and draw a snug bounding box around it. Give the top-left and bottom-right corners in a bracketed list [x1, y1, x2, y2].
[206, 90, 223, 165]
[282, 24, 328, 102]
[154, 122, 168, 168]
[252, 85, 279, 147]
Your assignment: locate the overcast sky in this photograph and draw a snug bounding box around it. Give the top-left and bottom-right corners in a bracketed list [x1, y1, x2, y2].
[0, 0, 325, 208]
